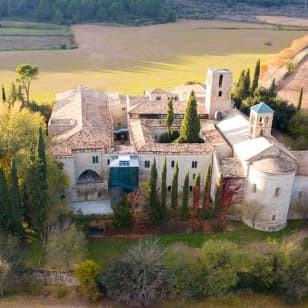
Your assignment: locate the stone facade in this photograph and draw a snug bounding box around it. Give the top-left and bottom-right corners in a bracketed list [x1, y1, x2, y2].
[48, 69, 308, 232]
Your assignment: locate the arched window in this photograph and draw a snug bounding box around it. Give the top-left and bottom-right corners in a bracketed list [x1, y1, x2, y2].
[171, 160, 175, 168]
[78, 170, 100, 184]
[219, 74, 223, 87]
[168, 186, 171, 192]
[218, 91, 222, 97]
[275, 187, 281, 197]
[189, 186, 193, 192]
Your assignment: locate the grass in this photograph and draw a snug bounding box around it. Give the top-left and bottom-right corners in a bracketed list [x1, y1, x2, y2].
[0, 20, 306, 103]
[88, 221, 306, 266]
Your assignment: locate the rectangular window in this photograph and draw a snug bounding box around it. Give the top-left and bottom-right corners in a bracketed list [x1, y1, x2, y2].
[252, 183, 257, 193]
[144, 160, 150, 168]
[95, 156, 99, 164]
[275, 187, 281, 197]
[171, 161, 175, 168]
[92, 156, 96, 164]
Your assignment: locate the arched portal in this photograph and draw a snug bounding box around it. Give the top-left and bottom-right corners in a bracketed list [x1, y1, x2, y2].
[78, 169, 101, 184]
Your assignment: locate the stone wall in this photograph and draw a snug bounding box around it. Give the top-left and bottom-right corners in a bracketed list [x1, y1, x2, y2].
[30, 270, 80, 287]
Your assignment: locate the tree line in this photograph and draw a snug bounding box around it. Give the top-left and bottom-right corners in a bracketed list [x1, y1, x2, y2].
[0, 0, 176, 25]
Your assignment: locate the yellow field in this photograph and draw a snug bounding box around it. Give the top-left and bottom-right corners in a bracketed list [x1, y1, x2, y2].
[0, 20, 306, 103]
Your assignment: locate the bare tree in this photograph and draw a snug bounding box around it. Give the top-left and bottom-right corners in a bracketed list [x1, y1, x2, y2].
[241, 200, 263, 227]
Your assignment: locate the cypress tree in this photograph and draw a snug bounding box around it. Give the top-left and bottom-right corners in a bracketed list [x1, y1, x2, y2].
[2, 85, 6, 102]
[10, 159, 24, 236]
[160, 157, 167, 219]
[202, 164, 211, 210]
[232, 70, 246, 108]
[181, 170, 189, 220]
[269, 79, 276, 97]
[176, 91, 203, 143]
[148, 157, 161, 225]
[193, 172, 201, 209]
[171, 161, 179, 211]
[165, 99, 174, 138]
[0, 168, 10, 232]
[244, 69, 251, 97]
[27, 128, 48, 235]
[214, 175, 223, 216]
[251, 59, 260, 95]
[297, 88, 303, 111]
[8, 82, 17, 106]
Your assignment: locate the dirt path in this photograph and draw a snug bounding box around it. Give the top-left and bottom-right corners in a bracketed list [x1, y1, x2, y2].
[277, 55, 308, 109]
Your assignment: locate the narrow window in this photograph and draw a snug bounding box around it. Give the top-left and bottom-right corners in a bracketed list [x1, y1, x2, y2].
[259, 116, 263, 122]
[272, 215, 276, 221]
[171, 160, 175, 168]
[219, 74, 223, 87]
[192, 161, 198, 168]
[92, 156, 96, 164]
[298, 191, 303, 199]
[144, 161, 150, 168]
[168, 186, 171, 192]
[193, 173, 196, 180]
[218, 91, 222, 97]
[252, 183, 257, 193]
[107, 159, 110, 165]
[275, 187, 281, 197]
[95, 156, 99, 164]
[189, 186, 193, 192]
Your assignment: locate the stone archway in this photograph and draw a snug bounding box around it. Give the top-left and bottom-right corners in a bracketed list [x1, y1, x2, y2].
[77, 169, 101, 184]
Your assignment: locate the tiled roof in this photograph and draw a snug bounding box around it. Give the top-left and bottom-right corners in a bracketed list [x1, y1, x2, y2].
[292, 151, 308, 175]
[128, 99, 207, 115]
[128, 118, 229, 155]
[48, 86, 114, 157]
[251, 102, 274, 113]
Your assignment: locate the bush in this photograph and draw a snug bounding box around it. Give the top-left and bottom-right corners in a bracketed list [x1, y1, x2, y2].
[112, 194, 132, 228]
[158, 130, 179, 143]
[201, 240, 239, 296]
[99, 240, 172, 307]
[75, 260, 101, 302]
[164, 243, 203, 298]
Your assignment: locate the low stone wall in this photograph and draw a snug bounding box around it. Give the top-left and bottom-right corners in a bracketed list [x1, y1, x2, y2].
[30, 269, 80, 287]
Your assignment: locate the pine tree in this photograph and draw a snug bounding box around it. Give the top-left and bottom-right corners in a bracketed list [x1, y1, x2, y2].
[10, 159, 24, 236]
[176, 91, 203, 143]
[148, 157, 161, 225]
[165, 99, 174, 138]
[244, 69, 251, 97]
[193, 172, 201, 209]
[2, 85, 6, 102]
[297, 88, 303, 111]
[0, 168, 10, 233]
[251, 59, 260, 95]
[171, 161, 179, 211]
[181, 170, 189, 220]
[202, 164, 211, 210]
[214, 175, 223, 216]
[160, 157, 168, 219]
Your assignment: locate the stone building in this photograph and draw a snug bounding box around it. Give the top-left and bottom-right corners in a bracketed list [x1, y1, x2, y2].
[48, 69, 308, 232]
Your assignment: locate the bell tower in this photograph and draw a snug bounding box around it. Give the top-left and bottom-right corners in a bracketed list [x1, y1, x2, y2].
[206, 69, 233, 119]
[249, 102, 274, 138]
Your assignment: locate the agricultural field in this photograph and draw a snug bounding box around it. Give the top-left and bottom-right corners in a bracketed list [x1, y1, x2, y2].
[277, 56, 308, 110]
[0, 21, 75, 51]
[0, 20, 307, 102]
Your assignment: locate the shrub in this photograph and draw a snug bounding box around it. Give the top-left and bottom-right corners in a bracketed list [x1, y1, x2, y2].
[158, 130, 179, 143]
[164, 243, 203, 298]
[99, 240, 172, 307]
[201, 240, 239, 297]
[75, 260, 101, 302]
[112, 194, 132, 228]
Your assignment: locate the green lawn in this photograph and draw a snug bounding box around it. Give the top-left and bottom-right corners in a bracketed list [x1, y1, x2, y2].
[88, 221, 306, 266]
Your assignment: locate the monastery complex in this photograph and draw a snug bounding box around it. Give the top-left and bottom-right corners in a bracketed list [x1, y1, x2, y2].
[48, 69, 308, 232]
